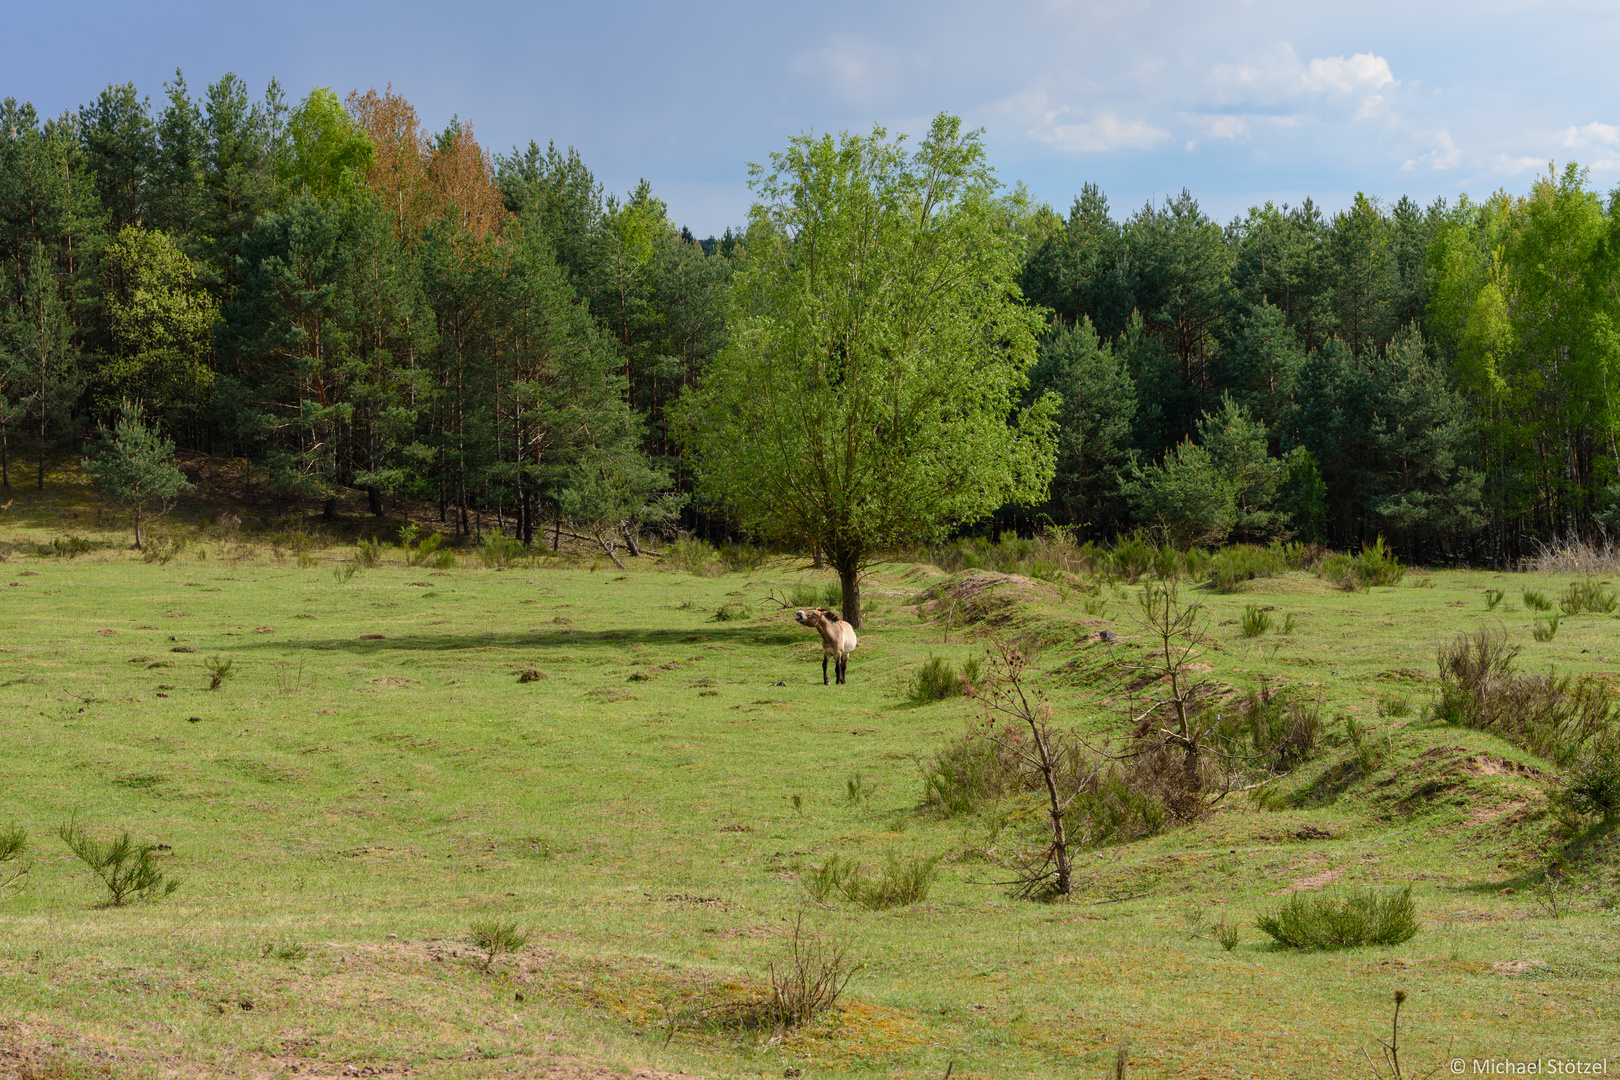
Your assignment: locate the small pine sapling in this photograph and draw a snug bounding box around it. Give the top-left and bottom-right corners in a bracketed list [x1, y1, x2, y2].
[80, 402, 192, 550]
[468, 919, 532, 972]
[58, 822, 179, 905]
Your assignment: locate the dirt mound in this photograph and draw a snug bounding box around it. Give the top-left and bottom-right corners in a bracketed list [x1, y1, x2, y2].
[908, 570, 1060, 628]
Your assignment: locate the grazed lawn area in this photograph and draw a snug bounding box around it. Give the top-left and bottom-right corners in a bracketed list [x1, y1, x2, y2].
[1, 499, 1617, 1077]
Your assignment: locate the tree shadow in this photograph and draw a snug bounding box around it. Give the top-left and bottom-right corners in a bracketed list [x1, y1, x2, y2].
[230, 625, 804, 655]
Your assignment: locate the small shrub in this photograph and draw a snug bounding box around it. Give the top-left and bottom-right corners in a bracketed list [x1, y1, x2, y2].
[355, 536, 385, 568]
[480, 533, 525, 569]
[1255, 886, 1418, 949]
[1233, 688, 1322, 770]
[50, 535, 93, 559]
[332, 561, 358, 584]
[1240, 604, 1273, 637]
[1345, 716, 1389, 775]
[844, 773, 874, 805]
[1485, 588, 1505, 610]
[1522, 588, 1553, 612]
[1376, 695, 1412, 719]
[468, 919, 532, 972]
[1281, 612, 1297, 634]
[663, 536, 720, 577]
[767, 914, 854, 1029]
[712, 601, 750, 621]
[1431, 627, 1615, 766]
[821, 581, 843, 608]
[1560, 578, 1618, 615]
[260, 941, 309, 961]
[1316, 538, 1404, 591]
[1532, 614, 1560, 642]
[1209, 544, 1288, 593]
[203, 656, 234, 691]
[141, 535, 187, 564]
[57, 823, 179, 906]
[405, 531, 445, 568]
[0, 824, 29, 891]
[909, 656, 966, 702]
[1566, 746, 1620, 823]
[921, 724, 1027, 816]
[516, 668, 545, 684]
[788, 582, 821, 607]
[1217, 920, 1240, 952]
[805, 852, 941, 910]
[718, 541, 771, 573]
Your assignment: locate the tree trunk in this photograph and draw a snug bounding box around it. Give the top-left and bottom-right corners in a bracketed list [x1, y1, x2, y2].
[323, 496, 337, 521]
[831, 552, 863, 628]
[133, 506, 143, 550]
[367, 485, 382, 516]
[621, 525, 641, 557]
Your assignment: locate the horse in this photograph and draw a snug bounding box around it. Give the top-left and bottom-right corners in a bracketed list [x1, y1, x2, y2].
[794, 607, 857, 685]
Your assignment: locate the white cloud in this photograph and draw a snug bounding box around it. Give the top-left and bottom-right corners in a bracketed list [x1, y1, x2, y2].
[1558, 122, 1620, 149]
[1030, 109, 1170, 152]
[1208, 42, 1398, 119]
[1401, 129, 1461, 171]
[1185, 113, 1249, 141]
[1493, 154, 1547, 175]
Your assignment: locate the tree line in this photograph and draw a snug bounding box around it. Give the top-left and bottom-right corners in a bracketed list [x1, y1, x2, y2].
[3, 72, 1618, 566]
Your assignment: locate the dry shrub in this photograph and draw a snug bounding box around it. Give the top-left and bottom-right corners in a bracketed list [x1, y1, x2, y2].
[1526, 536, 1620, 574]
[1433, 628, 1615, 766]
[767, 914, 854, 1029]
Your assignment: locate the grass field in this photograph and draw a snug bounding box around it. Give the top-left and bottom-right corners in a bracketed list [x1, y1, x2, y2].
[1, 477, 1617, 1079]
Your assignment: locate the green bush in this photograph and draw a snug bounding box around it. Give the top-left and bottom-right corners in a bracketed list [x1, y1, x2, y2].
[821, 581, 843, 608]
[1522, 588, 1553, 612]
[479, 533, 525, 569]
[663, 536, 721, 576]
[1240, 604, 1273, 637]
[718, 541, 771, 573]
[921, 724, 1028, 816]
[712, 601, 751, 621]
[1567, 747, 1620, 823]
[1533, 614, 1561, 642]
[907, 655, 981, 703]
[1316, 538, 1404, 591]
[355, 536, 385, 568]
[1560, 578, 1618, 615]
[1209, 544, 1288, 593]
[1255, 886, 1418, 949]
[1433, 628, 1615, 766]
[805, 851, 941, 910]
[0, 824, 29, 891]
[58, 823, 179, 906]
[468, 919, 532, 972]
[788, 582, 821, 607]
[1485, 588, 1505, 610]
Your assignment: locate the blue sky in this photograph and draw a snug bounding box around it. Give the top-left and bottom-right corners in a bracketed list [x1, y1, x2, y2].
[7, 1, 1619, 235]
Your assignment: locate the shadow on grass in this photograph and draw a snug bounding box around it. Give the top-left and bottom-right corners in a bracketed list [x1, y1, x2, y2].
[1448, 817, 1617, 895]
[231, 626, 805, 655]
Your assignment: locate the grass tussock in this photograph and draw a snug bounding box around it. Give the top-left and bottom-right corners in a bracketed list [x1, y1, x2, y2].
[804, 851, 942, 910]
[1432, 627, 1616, 766]
[1316, 537, 1404, 591]
[1255, 885, 1419, 950]
[1559, 578, 1618, 615]
[907, 654, 982, 703]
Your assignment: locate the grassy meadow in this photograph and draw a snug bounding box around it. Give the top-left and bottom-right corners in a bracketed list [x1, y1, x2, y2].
[0, 477, 1618, 1078]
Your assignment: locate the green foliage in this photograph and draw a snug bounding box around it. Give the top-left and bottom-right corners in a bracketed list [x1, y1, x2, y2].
[804, 851, 942, 910]
[921, 725, 1027, 817]
[1255, 886, 1418, 950]
[1533, 614, 1560, 642]
[1122, 438, 1236, 548]
[1485, 589, 1505, 610]
[1209, 543, 1289, 593]
[0, 823, 29, 891]
[1433, 628, 1615, 766]
[81, 401, 192, 549]
[1317, 538, 1404, 591]
[403, 531, 453, 569]
[1522, 589, 1552, 611]
[1240, 604, 1273, 637]
[203, 656, 234, 690]
[49, 535, 93, 559]
[354, 537, 385, 568]
[907, 655, 981, 703]
[662, 537, 720, 577]
[281, 87, 374, 200]
[1559, 579, 1617, 615]
[57, 822, 180, 906]
[674, 114, 1055, 627]
[97, 226, 218, 422]
[1566, 747, 1620, 823]
[467, 919, 532, 972]
[711, 601, 750, 622]
[479, 533, 525, 569]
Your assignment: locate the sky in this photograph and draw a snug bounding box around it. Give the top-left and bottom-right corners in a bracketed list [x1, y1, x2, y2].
[6, 0, 1619, 236]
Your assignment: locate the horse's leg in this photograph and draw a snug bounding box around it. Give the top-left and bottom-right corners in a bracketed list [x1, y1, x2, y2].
[837, 654, 847, 684]
[822, 654, 830, 685]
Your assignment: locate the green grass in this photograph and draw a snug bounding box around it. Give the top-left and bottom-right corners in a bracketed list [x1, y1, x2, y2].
[0, 477, 1617, 1077]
